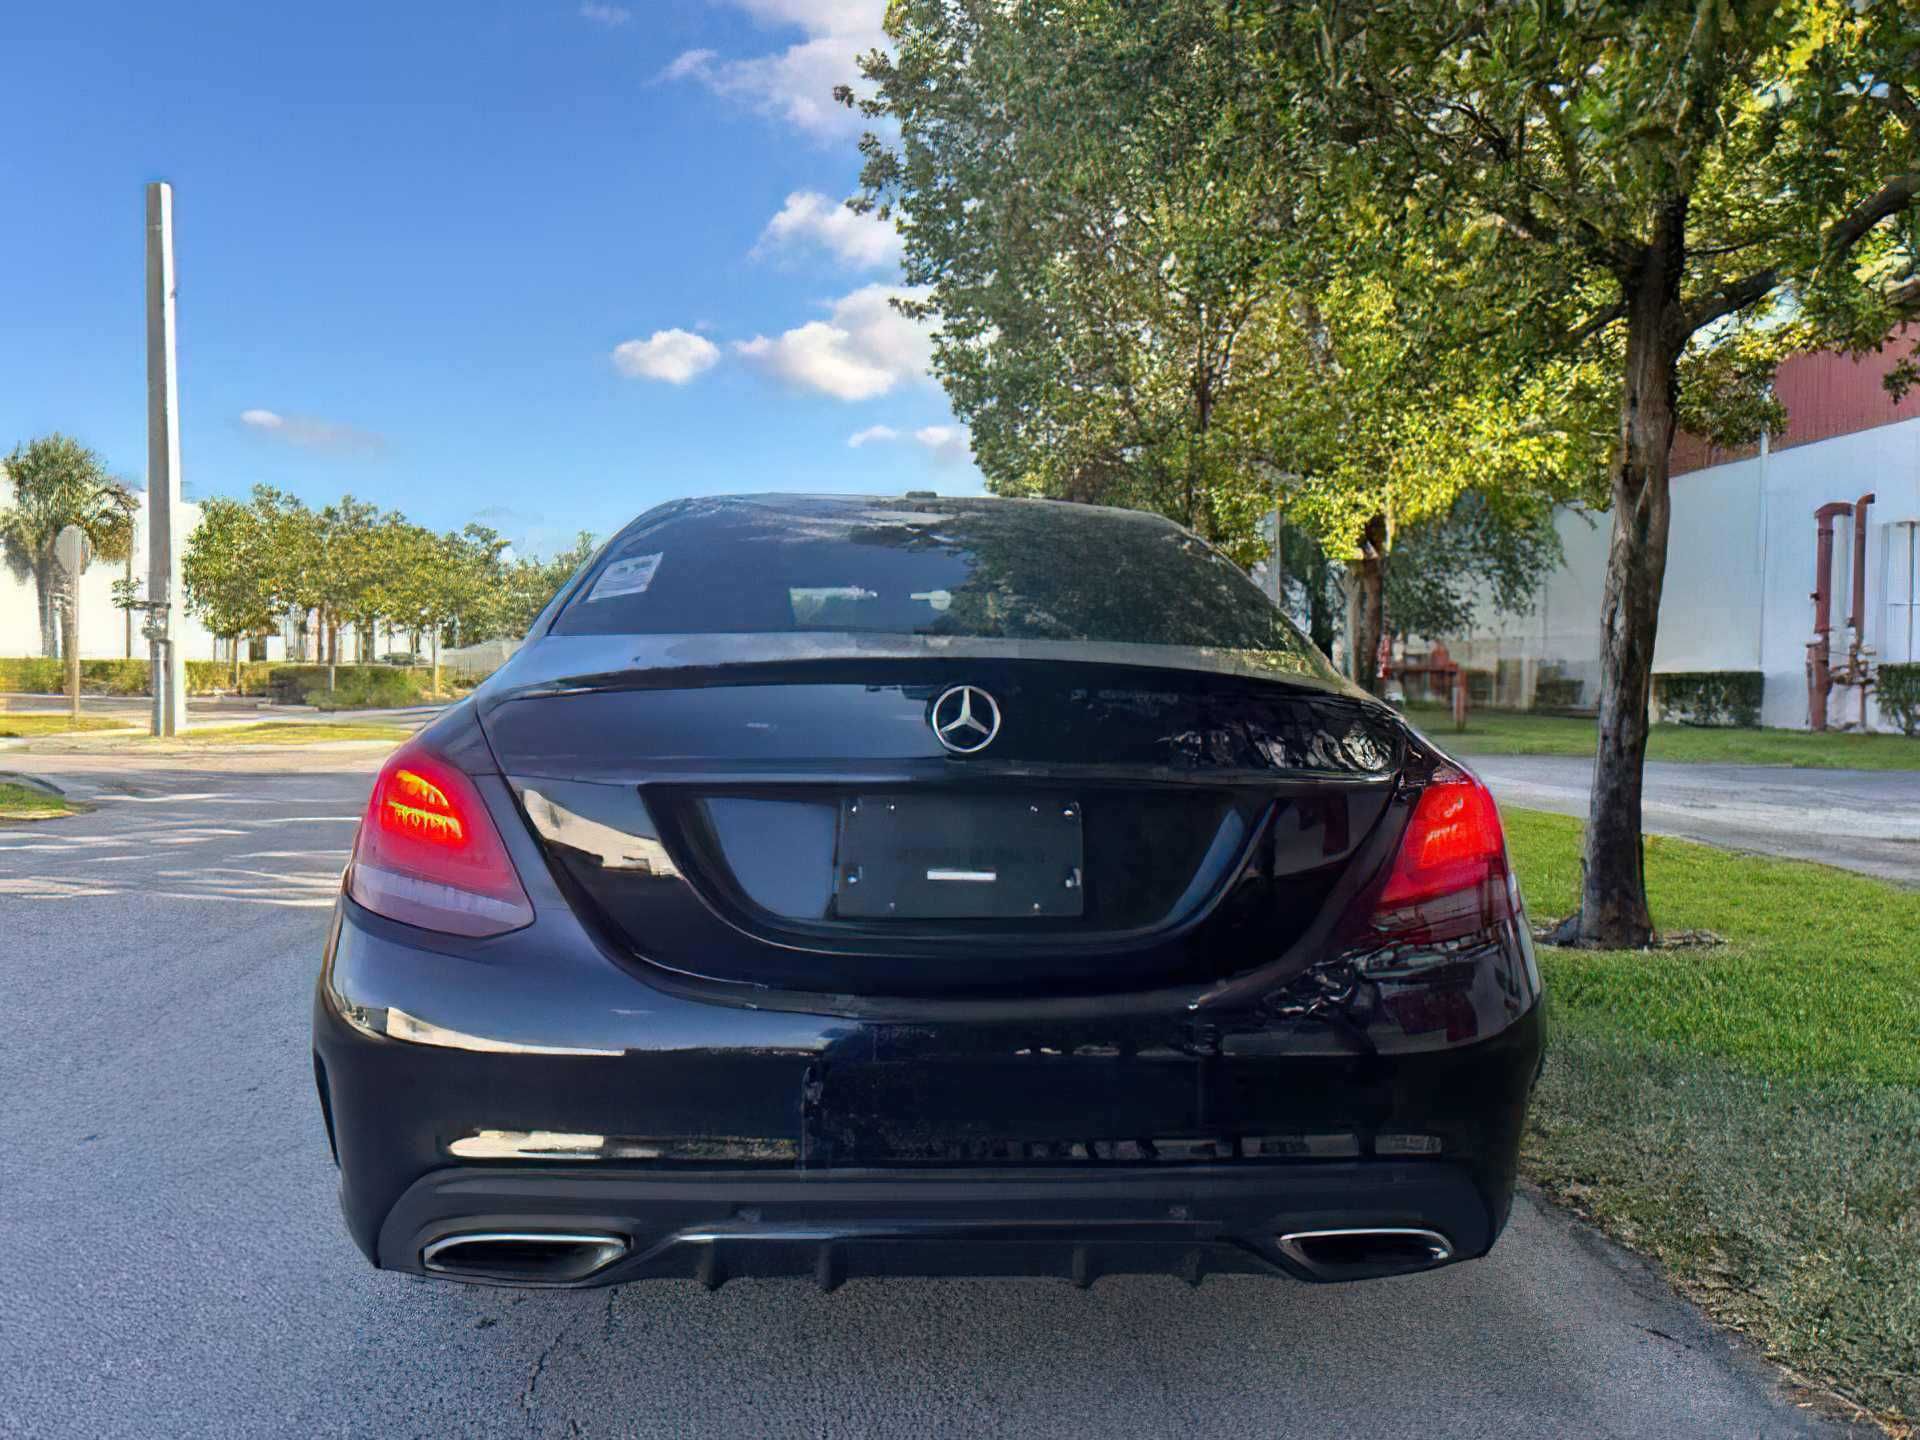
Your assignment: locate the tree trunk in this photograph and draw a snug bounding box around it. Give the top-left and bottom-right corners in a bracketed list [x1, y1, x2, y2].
[1563, 211, 1686, 949]
[230, 637, 240, 689]
[431, 630, 442, 698]
[124, 552, 134, 658]
[1351, 512, 1390, 696]
[35, 555, 59, 658]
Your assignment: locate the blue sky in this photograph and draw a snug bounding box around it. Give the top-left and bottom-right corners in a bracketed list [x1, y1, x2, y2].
[0, 0, 980, 558]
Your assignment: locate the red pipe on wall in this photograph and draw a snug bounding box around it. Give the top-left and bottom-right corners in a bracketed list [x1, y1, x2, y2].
[1850, 492, 1876, 632]
[1809, 500, 1854, 732]
[1849, 492, 1876, 728]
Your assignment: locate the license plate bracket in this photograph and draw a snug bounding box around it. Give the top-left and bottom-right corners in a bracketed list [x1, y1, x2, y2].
[833, 794, 1085, 919]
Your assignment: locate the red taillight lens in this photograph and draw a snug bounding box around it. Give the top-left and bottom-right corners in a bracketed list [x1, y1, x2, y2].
[1370, 773, 1513, 944]
[347, 743, 534, 937]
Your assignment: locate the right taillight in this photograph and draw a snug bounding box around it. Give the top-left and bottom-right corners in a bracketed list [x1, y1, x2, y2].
[346, 742, 534, 938]
[1368, 772, 1515, 945]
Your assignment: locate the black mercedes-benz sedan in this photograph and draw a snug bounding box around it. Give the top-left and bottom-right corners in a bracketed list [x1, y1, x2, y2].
[313, 493, 1542, 1289]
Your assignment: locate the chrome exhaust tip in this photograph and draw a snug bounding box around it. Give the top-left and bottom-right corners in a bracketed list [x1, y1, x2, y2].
[1276, 1227, 1453, 1280]
[422, 1231, 629, 1284]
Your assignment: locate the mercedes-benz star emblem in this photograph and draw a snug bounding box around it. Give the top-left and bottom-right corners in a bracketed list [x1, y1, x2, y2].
[930, 684, 1002, 755]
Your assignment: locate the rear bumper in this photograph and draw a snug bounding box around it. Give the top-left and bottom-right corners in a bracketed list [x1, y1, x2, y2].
[378, 1160, 1497, 1288]
[313, 893, 1544, 1287]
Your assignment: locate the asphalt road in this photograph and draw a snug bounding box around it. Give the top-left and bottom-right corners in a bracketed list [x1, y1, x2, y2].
[1471, 754, 1920, 885]
[0, 749, 1860, 1438]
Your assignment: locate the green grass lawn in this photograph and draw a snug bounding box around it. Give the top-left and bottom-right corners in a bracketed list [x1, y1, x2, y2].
[1506, 808, 1919, 1427]
[0, 714, 136, 738]
[154, 722, 411, 746]
[1405, 702, 1920, 770]
[0, 780, 73, 818]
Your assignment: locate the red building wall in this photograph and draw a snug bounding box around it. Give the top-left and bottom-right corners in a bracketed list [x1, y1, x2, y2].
[1670, 328, 1920, 477]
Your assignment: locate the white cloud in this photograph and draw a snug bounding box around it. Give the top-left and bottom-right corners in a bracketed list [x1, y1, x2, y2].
[757, 190, 900, 269]
[661, 3, 884, 141]
[659, 48, 718, 82]
[725, 0, 881, 31]
[579, 2, 632, 25]
[733, 284, 932, 401]
[847, 424, 898, 448]
[914, 424, 971, 464]
[238, 408, 383, 453]
[611, 329, 722, 384]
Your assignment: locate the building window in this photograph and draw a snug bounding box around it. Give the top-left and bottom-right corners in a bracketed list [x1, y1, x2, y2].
[1889, 521, 1920, 665]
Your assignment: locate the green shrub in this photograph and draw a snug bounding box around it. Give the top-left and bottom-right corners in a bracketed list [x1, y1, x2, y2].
[185, 660, 277, 696]
[0, 657, 67, 693]
[1654, 670, 1763, 728]
[1533, 667, 1583, 710]
[0, 657, 426, 704]
[0, 657, 151, 695]
[1881, 662, 1920, 737]
[269, 664, 433, 709]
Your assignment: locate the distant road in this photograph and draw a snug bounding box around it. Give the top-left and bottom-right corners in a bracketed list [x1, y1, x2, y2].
[1474, 754, 1920, 884]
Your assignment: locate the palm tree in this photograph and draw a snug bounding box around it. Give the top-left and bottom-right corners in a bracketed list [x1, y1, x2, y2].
[0, 434, 137, 658]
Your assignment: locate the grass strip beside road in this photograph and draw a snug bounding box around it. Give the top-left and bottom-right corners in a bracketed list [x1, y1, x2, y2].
[0, 715, 135, 738]
[152, 722, 411, 746]
[1506, 808, 1920, 1428]
[1405, 703, 1920, 770]
[0, 781, 72, 818]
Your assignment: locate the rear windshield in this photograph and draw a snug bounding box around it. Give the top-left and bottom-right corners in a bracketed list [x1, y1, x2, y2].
[551, 494, 1319, 658]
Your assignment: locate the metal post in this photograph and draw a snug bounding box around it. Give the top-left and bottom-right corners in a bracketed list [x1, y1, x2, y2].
[145, 182, 188, 735]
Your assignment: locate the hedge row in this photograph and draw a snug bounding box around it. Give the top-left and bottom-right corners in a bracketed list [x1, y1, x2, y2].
[1881, 662, 1920, 737]
[0, 657, 439, 706]
[1653, 671, 1764, 728]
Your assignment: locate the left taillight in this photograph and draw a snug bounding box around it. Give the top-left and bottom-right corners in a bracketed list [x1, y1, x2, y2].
[346, 741, 534, 938]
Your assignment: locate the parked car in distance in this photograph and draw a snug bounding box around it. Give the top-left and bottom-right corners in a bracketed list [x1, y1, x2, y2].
[313, 493, 1543, 1289]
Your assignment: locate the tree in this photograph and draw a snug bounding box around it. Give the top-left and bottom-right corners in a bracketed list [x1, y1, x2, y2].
[441, 524, 512, 648]
[850, 0, 1609, 693]
[1304, 0, 1920, 945]
[0, 434, 136, 658]
[248, 486, 326, 662]
[496, 530, 599, 639]
[1386, 496, 1566, 645]
[315, 496, 383, 684]
[182, 497, 278, 684]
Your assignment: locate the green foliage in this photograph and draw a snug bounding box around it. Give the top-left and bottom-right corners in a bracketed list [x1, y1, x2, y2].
[177, 483, 597, 672]
[0, 657, 148, 695]
[182, 497, 279, 648]
[1385, 495, 1565, 640]
[1654, 671, 1764, 729]
[1880, 662, 1920, 737]
[183, 660, 275, 696]
[1532, 666, 1584, 711]
[0, 434, 138, 657]
[261, 664, 433, 707]
[851, 0, 1610, 578]
[295, 667, 430, 710]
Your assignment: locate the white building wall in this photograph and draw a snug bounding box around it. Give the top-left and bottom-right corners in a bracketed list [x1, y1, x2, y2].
[1460, 413, 1920, 729]
[0, 478, 285, 664]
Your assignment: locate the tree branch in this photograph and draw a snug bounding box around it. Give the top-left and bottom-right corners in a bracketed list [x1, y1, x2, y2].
[1564, 300, 1626, 350]
[1684, 170, 1920, 332]
[1683, 266, 1781, 332]
[1826, 169, 1920, 260]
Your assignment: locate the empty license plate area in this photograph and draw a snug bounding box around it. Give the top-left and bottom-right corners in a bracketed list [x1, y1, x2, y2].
[834, 794, 1085, 919]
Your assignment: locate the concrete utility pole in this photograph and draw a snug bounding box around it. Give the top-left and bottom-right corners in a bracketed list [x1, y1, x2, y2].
[145, 181, 188, 735]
